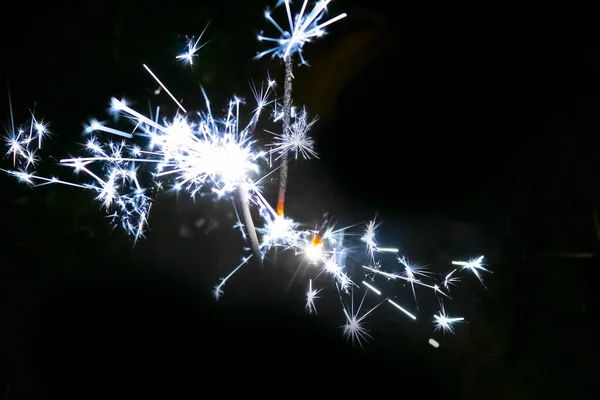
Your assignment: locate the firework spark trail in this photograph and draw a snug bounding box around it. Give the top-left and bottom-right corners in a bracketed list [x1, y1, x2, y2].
[257, 0, 347, 217]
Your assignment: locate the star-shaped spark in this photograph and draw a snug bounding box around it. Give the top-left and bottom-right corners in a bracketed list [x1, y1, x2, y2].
[305, 279, 322, 314]
[360, 215, 398, 264]
[176, 23, 210, 66]
[256, 0, 347, 64]
[341, 289, 381, 349]
[268, 106, 317, 160]
[443, 269, 461, 290]
[361, 217, 381, 263]
[452, 255, 489, 286]
[433, 303, 464, 334]
[398, 256, 431, 306]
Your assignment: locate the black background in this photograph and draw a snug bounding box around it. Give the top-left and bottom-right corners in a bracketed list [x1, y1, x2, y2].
[0, 1, 596, 398]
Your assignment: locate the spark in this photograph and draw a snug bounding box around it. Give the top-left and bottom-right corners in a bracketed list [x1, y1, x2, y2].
[362, 265, 401, 280]
[452, 255, 490, 286]
[443, 269, 460, 290]
[360, 216, 399, 263]
[398, 256, 431, 307]
[176, 23, 210, 66]
[341, 289, 381, 349]
[213, 256, 253, 301]
[361, 217, 381, 263]
[256, 0, 348, 65]
[142, 64, 187, 113]
[387, 299, 417, 320]
[3, 90, 50, 169]
[305, 279, 321, 314]
[433, 303, 464, 334]
[361, 280, 381, 296]
[267, 106, 318, 160]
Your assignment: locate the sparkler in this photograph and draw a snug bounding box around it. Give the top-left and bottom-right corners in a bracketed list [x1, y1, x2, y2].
[3, 2, 494, 348]
[256, 0, 347, 216]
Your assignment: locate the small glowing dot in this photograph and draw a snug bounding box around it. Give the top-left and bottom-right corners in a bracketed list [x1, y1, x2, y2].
[428, 338, 439, 348]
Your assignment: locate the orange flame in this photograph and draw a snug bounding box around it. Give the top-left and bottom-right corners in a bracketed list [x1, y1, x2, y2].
[312, 235, 323, 247]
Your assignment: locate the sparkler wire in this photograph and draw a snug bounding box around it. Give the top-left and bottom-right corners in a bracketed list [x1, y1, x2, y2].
[276, 55, 294, 216]
[237, 185, 263, 266]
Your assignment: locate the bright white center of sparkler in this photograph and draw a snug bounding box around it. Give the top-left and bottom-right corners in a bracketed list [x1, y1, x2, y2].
[269, 216, 293, 240]
[305, 243, 323, 262]
[210, 140, 254, 184]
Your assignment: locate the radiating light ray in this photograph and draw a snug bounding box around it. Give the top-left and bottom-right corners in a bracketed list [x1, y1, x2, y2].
[142, 64, 187, 113]
[377, 247, 398, 253]
[1, 169, 87, 189]
[213, 255, 253, 301]
[361, 264, 445, 294]
[361, 280, 381, 296]
[387, 299, 417, 320]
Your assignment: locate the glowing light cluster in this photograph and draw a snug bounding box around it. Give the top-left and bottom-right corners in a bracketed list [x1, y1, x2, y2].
[256, 0, 348, 64]
[248, 210, 490, 347]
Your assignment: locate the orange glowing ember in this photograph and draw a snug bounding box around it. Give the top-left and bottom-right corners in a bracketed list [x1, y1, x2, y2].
[312, 235, 323, 247]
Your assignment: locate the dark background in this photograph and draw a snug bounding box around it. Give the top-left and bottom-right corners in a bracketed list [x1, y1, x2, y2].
[0, 1, 596, 398]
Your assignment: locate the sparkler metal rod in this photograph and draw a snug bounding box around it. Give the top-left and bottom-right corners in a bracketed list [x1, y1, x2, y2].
[276, 55, 293, 216]
[237, 185, 263, 267]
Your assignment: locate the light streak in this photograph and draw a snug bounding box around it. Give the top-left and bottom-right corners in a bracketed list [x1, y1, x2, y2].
[361, 280, 381, 295]
[388, 299, 417, 320]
